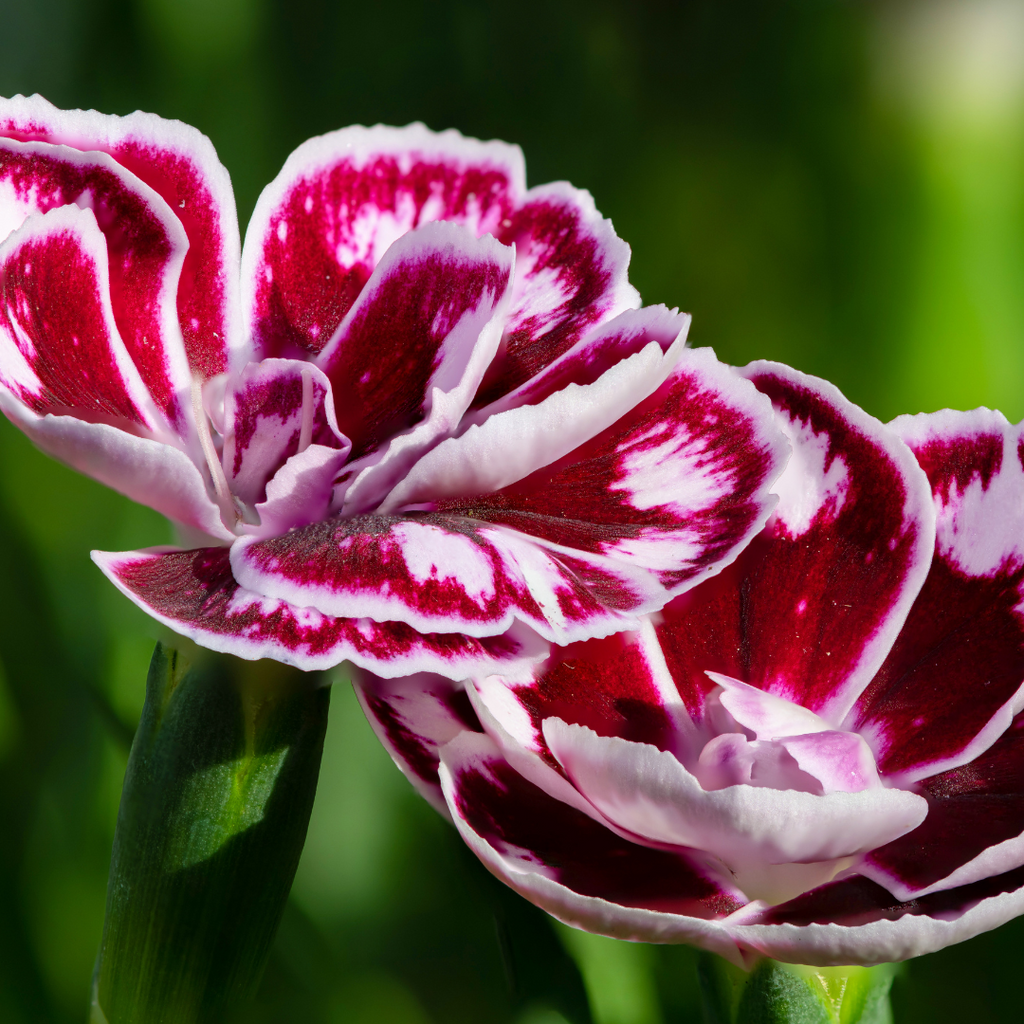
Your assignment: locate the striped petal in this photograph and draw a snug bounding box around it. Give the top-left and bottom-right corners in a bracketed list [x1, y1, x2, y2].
[353, 670, 483, 815]
[0, 136, 192, 433]
[851, 410, 1024, 783]
[242, 122, 525, 360]
[438, 730, 747, 957]
[92, 546, 549, 677]
[474, 182, 640, 404]
[653, 363, 935, 727]
[0, 92, 243, 379]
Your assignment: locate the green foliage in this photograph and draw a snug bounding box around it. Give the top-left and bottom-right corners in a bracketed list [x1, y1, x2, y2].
[93, 645, 330, 1023]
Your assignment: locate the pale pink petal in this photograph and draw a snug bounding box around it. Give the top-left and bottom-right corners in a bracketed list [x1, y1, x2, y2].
[242, 122, 525, 360]
[438, 730, 747, 959]
[250, 443, 350, 538]
[851, 410, 1024, 783]
[353, 670, 483, 815]
[0, 205, 165, 431]
[542, 720, 926, 887]
[474, 182, 641, 405]
[2, 394, 231, 541]
[92, 546, 549, 677]
[730, 868, 1024, 966]
[223, 358, 347, 510]
[0, 92, 243, 378]
[654, 363, 936, 728]
[0, 140, 193, 433]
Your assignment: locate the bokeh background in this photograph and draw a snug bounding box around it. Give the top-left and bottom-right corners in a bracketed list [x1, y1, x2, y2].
[1, 0, 1024, 1020]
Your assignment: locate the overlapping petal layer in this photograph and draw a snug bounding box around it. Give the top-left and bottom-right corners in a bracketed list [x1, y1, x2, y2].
[355, 361, 1024, 966]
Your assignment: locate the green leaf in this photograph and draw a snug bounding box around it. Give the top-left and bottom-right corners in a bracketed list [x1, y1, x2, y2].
[92, 644, 330, 1024]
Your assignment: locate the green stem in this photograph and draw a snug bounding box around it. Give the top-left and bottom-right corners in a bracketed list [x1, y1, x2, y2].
[91, 644, 330, 1024]
[698, 952, 898, 1024]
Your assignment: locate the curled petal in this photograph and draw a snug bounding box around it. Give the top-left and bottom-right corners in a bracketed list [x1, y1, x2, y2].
[542, 720, 926, 888]
[851, 410, 1024, 782]
[0, 137, 194, 433]
[224, 358, 347, 509]
[475, 182, 640, 404]
[243, 122, 525, 360]
[353, 670, 483, 815]
[0, 92, 243, 379]
[2, 396, 231, 541]
[92, 546, 550, 677]
[438, 730, 746, 959]
[319, 221, 514, 508]
[387, 347, 788, 616]
[730, 868, 1024, 966]
[0, 205, 165, 432]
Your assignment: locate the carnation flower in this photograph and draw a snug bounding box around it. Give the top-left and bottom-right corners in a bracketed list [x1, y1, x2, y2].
[357, 365, 1024, 966]
[0, 95, 787, 678]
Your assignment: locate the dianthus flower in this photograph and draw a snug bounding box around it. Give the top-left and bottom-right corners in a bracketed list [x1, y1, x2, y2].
[357, 367, 1024, 966]
[0, 95, 786, 678]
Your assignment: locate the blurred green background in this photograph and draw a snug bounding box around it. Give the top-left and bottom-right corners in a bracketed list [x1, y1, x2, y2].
[2, 0, 1024, 1020]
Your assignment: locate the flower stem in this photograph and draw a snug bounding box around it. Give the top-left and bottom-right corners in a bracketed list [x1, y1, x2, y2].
[698, 952, 898, 1024]
[91, 644, 330, 1024]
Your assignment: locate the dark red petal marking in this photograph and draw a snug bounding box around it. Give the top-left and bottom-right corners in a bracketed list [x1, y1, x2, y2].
[317, 224, 513, 461]
[752, 866, 1024, 928]
[441, 350, 788, 594]
[852, 412, 1024, 781]
[652, 364, 934, 725]
[447, 745, 743, 918]
[0, 95, 240, 378]
[354, 670, 482, 810]
[865, 713, 1024, 895]
[475, 184, 638, 405]
[95, 546, 545, 677]
[467, 305, 687, 422]
[0, 138, 188, 425]
[0, 209, 154, 426]
[244, 124, 523, 360]
[508, 631, 677, 770]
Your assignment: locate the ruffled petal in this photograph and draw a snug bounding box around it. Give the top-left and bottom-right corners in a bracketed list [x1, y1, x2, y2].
[438, 730, 746, 958]
[92, 546, 549, 677]
[230, 513, 658, 643]
[851, 410, 1024, 782]
[475, 182, 640, 404]
[0, 137, 192, 432]
[730, 867, 1024, 966]
[242, 122, 525, 360]
[862, 712, 1024, 900]
[542, 720, 925, 899]
[0, 205, 165, 431]
[388, 348, 788, 615]
[654, 363, 936, 727]
[223, 358, 347, 509]
[318, 221, 514, 507]
[0, 93, 243, 379]
[353, 670, 483, 815]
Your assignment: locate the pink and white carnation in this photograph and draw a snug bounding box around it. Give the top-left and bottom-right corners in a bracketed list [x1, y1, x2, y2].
[0, 96, 788, 679]
[357, 366, 1024, 966]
